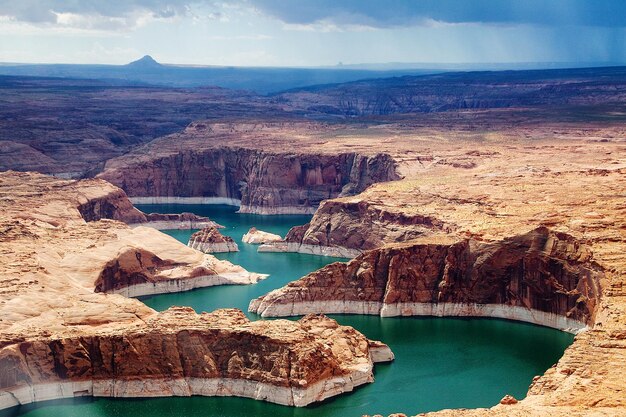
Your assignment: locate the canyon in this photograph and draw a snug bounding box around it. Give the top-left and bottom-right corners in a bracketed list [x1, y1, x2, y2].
[0, 171, 392, 409]
[91, 115, 626, 415]
[3, 119, 625, 417]
[1, 66, 626, 417]
[245, 130, 626, 416]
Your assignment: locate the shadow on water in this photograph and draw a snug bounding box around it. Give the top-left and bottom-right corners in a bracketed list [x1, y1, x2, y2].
[3, 204, 574, 417]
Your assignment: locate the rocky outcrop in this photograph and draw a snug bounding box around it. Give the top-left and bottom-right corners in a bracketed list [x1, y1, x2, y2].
[0, 308, 393, 409]
[290, 200, 449, 250]
[0, 171, 392, 410]
[76, 186, 147, 224]
[73, 178, 219, 230]
[92, 241, 263, 298]
[258, 241, 361, 258]
[242, 227, 282, 244]
[258, 199, 448, 257]
[1, 172, 262, 298]
[250, 227, 603, 332]
[188, 226, 239, 253]
[100, 141, 399, 214]
[256, 221, 361, 257]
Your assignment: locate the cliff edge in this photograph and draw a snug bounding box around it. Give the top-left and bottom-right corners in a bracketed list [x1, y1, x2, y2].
[0, 171, 392, 409]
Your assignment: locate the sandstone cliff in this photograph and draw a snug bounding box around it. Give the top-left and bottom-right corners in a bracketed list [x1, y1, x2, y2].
[74, 178, 218, 230]
[0, 171, 392, 410]
[254, 136, 626, 416]
[251, 227, 602, 331]
[99, 123, 400, 214]
[264, 198, 451, 257]
[0, 308, 392, 409]
[188, 226, 239, 253]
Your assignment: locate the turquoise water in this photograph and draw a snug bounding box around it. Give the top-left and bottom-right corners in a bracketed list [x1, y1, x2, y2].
[136, 204, 342, 315]
[3, 204, 574, 417]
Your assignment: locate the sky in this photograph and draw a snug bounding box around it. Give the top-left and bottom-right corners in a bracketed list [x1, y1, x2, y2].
[0, 0, 625, 67]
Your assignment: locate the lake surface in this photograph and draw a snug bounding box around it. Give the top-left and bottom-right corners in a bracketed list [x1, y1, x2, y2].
[4, 204, 574, 417]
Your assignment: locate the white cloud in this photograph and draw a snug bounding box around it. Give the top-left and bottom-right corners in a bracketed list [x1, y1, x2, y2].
[283, 19, 378, 33]
[205, 34, 272, 40]
[0, 0, 222, 32]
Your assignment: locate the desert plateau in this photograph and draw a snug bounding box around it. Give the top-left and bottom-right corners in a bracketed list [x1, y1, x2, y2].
[1, 2, 625, 417]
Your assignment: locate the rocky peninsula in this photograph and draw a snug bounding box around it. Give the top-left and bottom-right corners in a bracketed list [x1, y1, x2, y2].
[251, 226, 601, 332]
[242, 130, 626, 416]
[0, 171, 392, 410]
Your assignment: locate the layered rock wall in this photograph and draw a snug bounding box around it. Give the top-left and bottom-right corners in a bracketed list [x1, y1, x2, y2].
[263, 199, 450, 257]
[251, 227, 603, 332]
[100, 148, 399, 214]
[77, 187, 146, 224]
[0, 309, 393, 409]
[0, 172, 393, 410]
[74, 178, 218, 230]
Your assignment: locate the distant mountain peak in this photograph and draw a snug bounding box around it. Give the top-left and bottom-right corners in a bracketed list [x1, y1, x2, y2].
[127, 55, 161, 68]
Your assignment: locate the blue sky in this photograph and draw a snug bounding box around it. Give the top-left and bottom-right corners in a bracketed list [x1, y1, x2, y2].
[0, 0, 624, 66]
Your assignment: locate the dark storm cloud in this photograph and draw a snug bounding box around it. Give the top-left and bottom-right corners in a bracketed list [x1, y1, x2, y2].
[1, 0, 625, 29]
[247, 0, 626, 28]
[0, 0, 195, 23]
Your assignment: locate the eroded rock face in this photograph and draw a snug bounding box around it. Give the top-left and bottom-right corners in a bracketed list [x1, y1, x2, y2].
[76, 187, 146, 224]
[100, 130, 399, 214]
[0, 308, 392, 408]
[251, 227, 603, 331]
[0, 171, 262, 301]
[275, 200, 450, 257]
[188, 226, 239, 253]
[242, 227, 282, 244]
[73, 178, 218, 230]
[0, 171, 392, 409]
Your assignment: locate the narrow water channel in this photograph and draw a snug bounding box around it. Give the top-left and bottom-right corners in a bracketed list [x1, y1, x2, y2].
[4, 204, 574, 417]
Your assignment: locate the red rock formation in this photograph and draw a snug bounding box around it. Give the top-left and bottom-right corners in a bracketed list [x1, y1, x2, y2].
[282, 199, 449, 253]
[76, 186, 146, 224]
[0, 308, 393, 408]
[251, 227, 603, 331]
[0, 172, 393, 409]
[100, 146, 399, 214]
[74, 177, 218, 229]
[188, 226, 238, 253]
